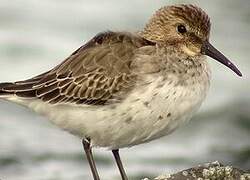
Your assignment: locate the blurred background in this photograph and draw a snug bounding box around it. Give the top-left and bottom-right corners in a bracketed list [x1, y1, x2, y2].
[0, 0, 249, 179]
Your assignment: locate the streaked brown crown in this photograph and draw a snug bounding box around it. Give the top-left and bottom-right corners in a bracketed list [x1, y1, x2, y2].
[141, 4, 211, 43]
[168, 5, 210, 37]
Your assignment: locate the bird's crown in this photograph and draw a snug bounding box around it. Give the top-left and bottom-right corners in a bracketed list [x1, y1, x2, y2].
[141, 4, 211, 43]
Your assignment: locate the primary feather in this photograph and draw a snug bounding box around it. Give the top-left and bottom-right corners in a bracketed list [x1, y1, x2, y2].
[0, 31, 155, 105]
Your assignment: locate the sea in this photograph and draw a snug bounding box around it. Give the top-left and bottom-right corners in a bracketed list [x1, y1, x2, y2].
[0, 0, 249, 179]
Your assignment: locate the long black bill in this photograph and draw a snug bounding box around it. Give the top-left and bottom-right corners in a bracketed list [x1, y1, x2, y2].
[201, 40, 242, 77]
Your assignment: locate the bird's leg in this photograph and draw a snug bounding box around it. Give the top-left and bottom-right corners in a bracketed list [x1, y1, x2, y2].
[82, 138, 100, 180]
[112, 149, 128, 180]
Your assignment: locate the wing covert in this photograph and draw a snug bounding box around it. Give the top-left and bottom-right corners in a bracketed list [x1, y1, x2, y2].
[1, 31, 155, 105]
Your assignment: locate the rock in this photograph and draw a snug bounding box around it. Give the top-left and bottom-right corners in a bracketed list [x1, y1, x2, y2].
[143, 161, 250, 180]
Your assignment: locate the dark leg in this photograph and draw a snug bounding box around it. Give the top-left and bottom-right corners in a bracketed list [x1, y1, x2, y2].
[82, 138, 100, 180]
[112, 149, 128, 180]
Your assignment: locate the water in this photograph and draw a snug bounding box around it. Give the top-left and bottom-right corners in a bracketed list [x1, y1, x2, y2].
[0, 0, 249, 180]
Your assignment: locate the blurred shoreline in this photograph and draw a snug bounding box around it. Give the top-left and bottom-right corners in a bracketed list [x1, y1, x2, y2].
[0, 1, 249, 180]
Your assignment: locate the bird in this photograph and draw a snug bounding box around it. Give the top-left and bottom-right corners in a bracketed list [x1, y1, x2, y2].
[0, 4, 242, 180]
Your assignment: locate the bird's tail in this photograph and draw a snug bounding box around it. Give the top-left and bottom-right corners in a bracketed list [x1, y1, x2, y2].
[0, 82, 16, 96]
[0, 81, 37, 98]
[0, 70, 54, 98]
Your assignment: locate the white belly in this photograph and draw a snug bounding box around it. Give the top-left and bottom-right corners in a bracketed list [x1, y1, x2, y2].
[4, 74, 210, 149]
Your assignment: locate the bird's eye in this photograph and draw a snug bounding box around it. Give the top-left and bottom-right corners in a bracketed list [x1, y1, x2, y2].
[177, 24, 187, 34]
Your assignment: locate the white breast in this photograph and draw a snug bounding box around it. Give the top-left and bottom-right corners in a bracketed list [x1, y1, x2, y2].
[3, 65, 210, 150]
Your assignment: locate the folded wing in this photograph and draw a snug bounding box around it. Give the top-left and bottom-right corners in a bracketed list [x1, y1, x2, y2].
[0, 31, 155, 105]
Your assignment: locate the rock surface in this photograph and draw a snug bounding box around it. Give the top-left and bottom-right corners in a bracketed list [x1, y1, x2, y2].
[143, 161, 250, 180]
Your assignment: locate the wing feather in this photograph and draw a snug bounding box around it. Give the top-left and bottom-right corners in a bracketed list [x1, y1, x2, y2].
[0, 31, 155, 105]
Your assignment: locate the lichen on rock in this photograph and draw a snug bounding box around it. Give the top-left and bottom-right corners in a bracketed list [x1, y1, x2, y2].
[143, 161, 250, 180]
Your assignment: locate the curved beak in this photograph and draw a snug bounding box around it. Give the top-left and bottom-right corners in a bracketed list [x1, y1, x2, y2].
[201, 40, 242, 77]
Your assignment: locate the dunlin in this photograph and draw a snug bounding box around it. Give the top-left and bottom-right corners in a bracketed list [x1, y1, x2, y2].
[0, 4, 242, 180]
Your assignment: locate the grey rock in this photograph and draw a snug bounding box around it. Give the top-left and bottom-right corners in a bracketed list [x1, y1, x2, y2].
[143, 161, 250, 180]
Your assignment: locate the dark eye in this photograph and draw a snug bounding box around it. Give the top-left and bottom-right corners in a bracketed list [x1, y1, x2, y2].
[177, 24, 187, 34]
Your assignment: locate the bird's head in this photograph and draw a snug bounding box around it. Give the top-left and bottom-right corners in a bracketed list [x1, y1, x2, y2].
[141, 4, 242, 76]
